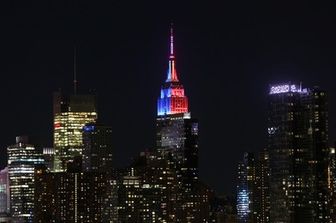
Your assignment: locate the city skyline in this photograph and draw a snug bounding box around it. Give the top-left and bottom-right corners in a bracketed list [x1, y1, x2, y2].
[1, 2, 336, 196]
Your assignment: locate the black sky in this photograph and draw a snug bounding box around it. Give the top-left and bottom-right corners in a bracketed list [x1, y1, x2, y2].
[0, 1, 336, 194]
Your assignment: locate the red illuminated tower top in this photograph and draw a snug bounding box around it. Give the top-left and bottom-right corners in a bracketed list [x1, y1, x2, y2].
[157, 24, 189, 116]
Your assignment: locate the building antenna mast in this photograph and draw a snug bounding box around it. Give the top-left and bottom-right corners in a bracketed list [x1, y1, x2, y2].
[73, 46, 77, 95]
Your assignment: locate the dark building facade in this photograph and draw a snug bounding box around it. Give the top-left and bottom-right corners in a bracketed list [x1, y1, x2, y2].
[267, 84, 329, 222]
[34, 168, 118, 222]
[82, 123, 113, 172]
[329, 147, 336, 221]
[117, 153, 179, 223]
[254, 149, 270, 223]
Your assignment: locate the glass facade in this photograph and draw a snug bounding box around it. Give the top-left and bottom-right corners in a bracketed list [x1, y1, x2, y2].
[236, 153, 255, 223]
[236, 150, 271, 223]
[7, 136, 43, 222]
[53, 92, 97, 171]
[267, 84, 329, 222]
[0, 167, 9, 215]
[82, 123, 113, 172]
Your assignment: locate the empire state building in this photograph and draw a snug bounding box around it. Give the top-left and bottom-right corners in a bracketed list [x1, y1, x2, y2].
[156, 26, 199, 189]
[157, 26, 188, 116]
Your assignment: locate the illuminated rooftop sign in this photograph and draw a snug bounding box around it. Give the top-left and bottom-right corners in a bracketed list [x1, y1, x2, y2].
[269, 84, 308, 95]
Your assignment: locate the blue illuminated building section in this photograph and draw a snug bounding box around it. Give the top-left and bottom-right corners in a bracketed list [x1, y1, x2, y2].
[83, 125, 95, 132]
[158, 88, 171, 116]
[236, 153, 255, 223]
[237, 189, 250, 222]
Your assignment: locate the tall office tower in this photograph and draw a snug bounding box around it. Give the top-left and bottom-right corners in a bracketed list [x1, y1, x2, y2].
[53, 91, 97, 171]
[82, 123, 113, 172]
[236, 151, 270, 223]
[7, 136, 44, 223]
[34, 167, 118, 222]
[156, 26, 206, 223]
[267, 84, 329, 222]
[236, 153, 256, 223]
[329, 147, 336, 221]
[308, 88, 329, 222]
[254, 149, 270, 223]
[0, 167, 9, 214]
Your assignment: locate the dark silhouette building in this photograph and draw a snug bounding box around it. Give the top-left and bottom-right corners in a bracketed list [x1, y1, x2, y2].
[82, 122, 113, 172]
[267, 84, 329, 222]
[329, 147, 336, 221]
[117, 152, 178, 222]
[254, 149, 270, 223]
[34, 167, 118, 222]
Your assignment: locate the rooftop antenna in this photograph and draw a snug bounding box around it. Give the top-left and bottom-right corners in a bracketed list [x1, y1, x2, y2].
[170, 22, 174, 57]
[73, 46, 77, 95]
[166, 22, 179, 82]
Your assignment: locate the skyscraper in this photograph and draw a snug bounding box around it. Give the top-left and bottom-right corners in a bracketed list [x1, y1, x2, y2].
[7, 136, 43, 223]
[236, 153, 256, 223]
[82, 122, 113, 172]
[156, 25, 198, 190]
[156, 26, 209, 223]
[329, 147, 336, 221]
[254, 149, 270, 223]
[267, 84, 329, 222]
[236, 150, 270, 223]
[53, 91, 97, 171]
[308, 87, 329, 222]
[0, 167, 9, 215]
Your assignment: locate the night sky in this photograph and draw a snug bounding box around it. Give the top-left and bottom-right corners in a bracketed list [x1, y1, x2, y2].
[1, 1, 336, 195]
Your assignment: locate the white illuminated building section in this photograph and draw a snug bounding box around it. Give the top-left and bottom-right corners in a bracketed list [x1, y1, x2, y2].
[269, 84, 308, 95]
[7, 137, 44, 222]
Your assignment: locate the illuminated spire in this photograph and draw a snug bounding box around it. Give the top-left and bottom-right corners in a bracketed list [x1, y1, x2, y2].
[158, 24, 189, 116]
[166, 24, 179, 82]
